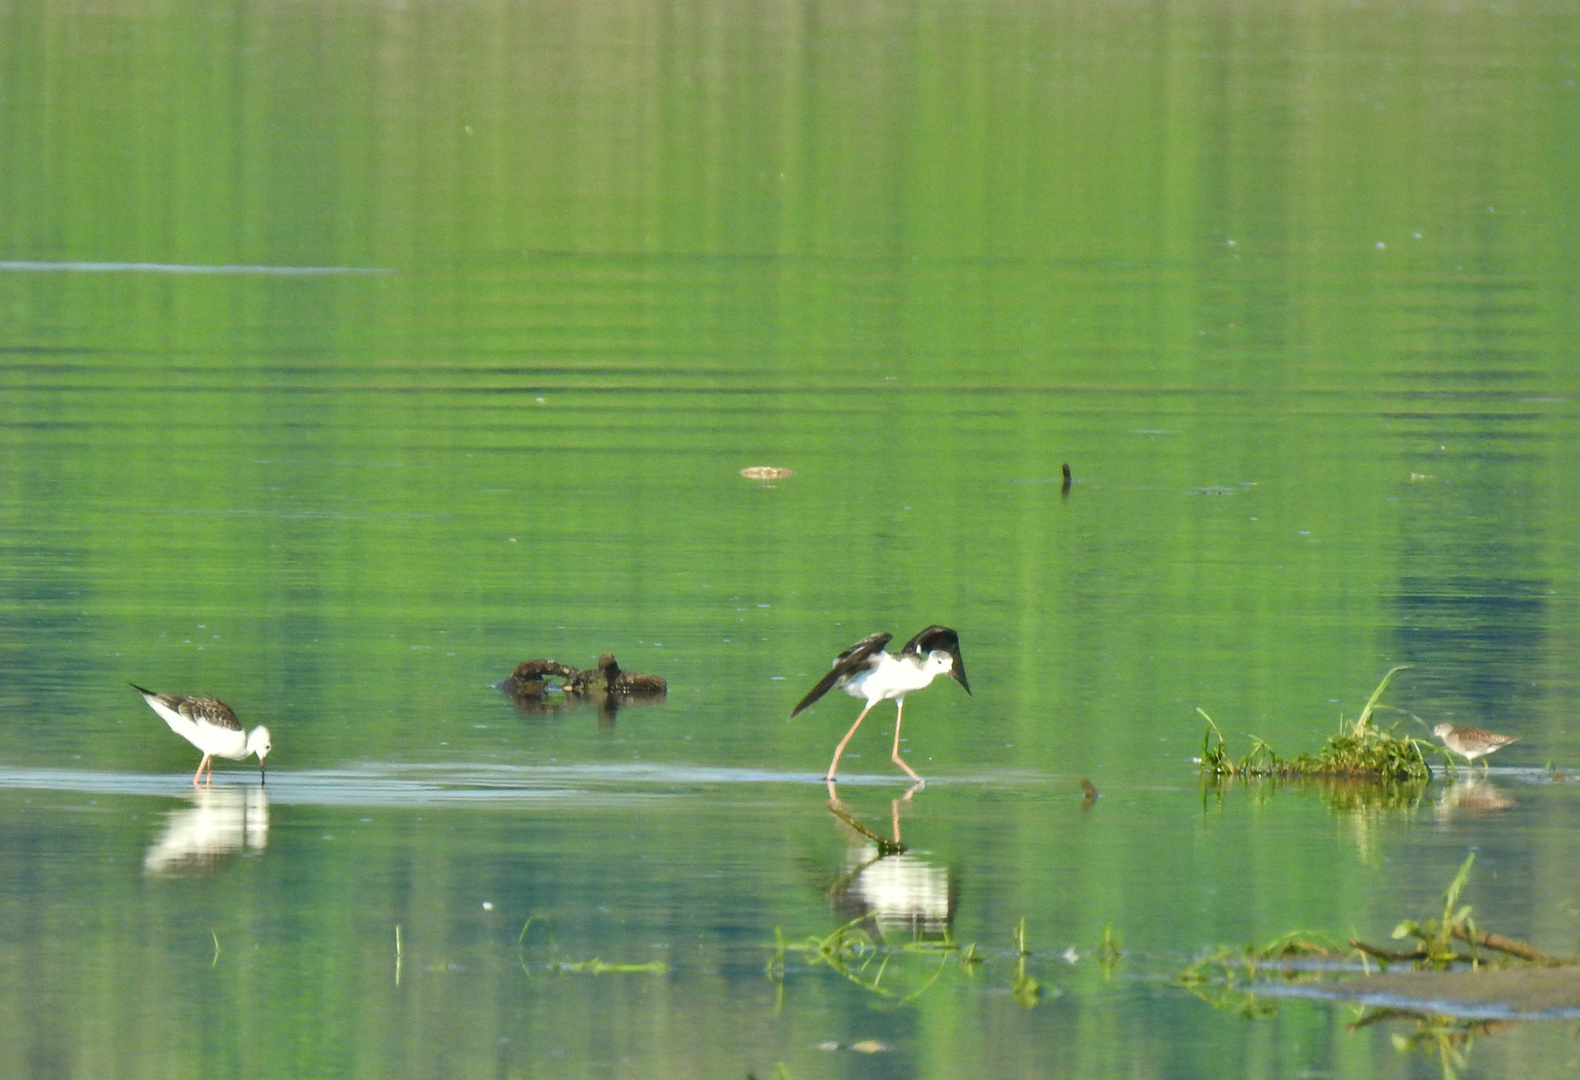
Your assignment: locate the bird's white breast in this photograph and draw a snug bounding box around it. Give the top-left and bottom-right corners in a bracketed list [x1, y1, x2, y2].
[149, 698, 250, 759]
[841, 653, 941, 702]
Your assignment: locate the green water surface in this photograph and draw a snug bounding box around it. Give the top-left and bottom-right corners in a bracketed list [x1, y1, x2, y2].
[3, 0, 1580, 1077]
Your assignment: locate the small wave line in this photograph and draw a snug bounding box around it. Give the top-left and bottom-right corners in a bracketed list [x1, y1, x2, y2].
[0, 260, 393, 276]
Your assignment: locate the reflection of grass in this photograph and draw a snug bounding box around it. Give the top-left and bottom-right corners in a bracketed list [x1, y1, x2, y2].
[766, 916, 961, 1007]
[1011, 918, 1041, 1007]
[1180, 856, 1574, 1025]
[1175, 931, 1343, 1016]
[1199, 666, 1435, 781]
[517, 916, 668, 977]
[1097, 925, 1121, 978]
[1363, 1011, 1483, 1080]
[1176, 858, 1580, 1079]
[767, 918, 1066, 1009]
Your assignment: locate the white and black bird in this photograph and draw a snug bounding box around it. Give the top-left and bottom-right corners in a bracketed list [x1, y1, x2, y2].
[790, 626, 971, 785]
[132, 684, 271, 786]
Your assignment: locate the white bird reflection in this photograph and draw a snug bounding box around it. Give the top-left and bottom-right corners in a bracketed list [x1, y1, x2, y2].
[826, 787, 955, 937]
[144, 785, 270, 875]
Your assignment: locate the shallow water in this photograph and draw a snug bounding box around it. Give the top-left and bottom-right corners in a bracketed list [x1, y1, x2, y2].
[3, 0, 1580, 1076]
[5, 764, 1580, 1078]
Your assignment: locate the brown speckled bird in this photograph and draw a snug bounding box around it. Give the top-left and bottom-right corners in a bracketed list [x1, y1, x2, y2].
[132, 684, 271, 786]
[1433, 723, 1519, 769]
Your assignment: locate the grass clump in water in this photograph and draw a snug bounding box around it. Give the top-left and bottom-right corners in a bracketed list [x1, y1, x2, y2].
[1351, 853, 1568, 970]
[1175, 930, 1343, 1016]
[766, 918, 1076, 1009]
[1179, 855, 1574, 1018]
[1199, 666, 1436, 781]
[765, 916, 971, 1007]
[517, 916, 667, 977]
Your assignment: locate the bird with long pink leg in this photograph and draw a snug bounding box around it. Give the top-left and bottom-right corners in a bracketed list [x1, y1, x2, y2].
[790, 626, 970, 788]
[132, 684, 271, 786]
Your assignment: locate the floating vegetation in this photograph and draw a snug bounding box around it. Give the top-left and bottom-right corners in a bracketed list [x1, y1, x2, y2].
[767, 917, 1073, 1009]
[1351, 854, 1566, 970]
[1098, 925, 1122, 977]
[1011, 918, 1042, 1008]
[765, 916, 965, 1007]
[1175, 930, 1344, 1017]
[1175, 856, 1580, 1076]
[1198, 666, 1440, 781]
[1179, 854, 1579, 1028]
[1360, 1011, 1504, 1079]
[517, 916, 667, 977]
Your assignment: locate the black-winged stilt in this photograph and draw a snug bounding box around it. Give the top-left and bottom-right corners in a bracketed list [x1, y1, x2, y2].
[790, 626, 970, 785]
[132, 684, 271, 785]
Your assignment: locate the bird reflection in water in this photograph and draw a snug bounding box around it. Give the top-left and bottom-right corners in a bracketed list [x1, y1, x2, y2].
[144, 785, 270, 876]
[1434, 776, 1516, 819]
[825, 784, 955, 938]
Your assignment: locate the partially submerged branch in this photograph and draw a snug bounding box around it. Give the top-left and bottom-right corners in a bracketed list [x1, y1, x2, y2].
[1184, 854, 1579, 1022]
[1451, 926, 1563, 967]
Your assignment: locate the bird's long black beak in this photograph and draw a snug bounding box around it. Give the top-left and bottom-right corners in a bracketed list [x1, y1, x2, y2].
[259, 760, 267, 787]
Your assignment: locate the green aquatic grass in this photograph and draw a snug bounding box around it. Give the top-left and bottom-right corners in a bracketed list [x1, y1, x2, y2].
[766, 915, 966, 1007]
[765, 917, 1081, 1009]
[1179, 855, 1575, 1021]
[1098, 925, 1122, 977]
[1174, 929, 1343, 1019]
[1010, 918, 1042, 1008]
[1385, 852, 1478, 969]
[516, 916, 668, 977]
[1199, 666, 1437, 781]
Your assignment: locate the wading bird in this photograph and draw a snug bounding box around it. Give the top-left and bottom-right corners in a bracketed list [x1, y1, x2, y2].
[132, 684, 271, 786]
[1433, 723, 1518, 769]
[790, 626, 970, 785]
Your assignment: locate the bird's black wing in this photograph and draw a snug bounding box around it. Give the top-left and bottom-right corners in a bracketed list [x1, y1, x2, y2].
[789, 632, 893, 718]
[902, 625, 971, 695]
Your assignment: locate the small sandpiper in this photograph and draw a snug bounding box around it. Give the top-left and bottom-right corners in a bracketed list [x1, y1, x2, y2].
[1432, 723, 1518, 768]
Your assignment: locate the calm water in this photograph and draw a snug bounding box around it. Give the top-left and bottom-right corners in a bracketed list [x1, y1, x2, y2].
[3, 0, 1580, 1077]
